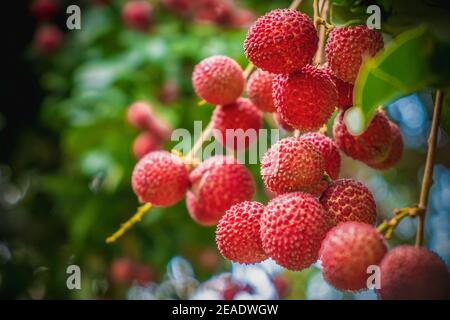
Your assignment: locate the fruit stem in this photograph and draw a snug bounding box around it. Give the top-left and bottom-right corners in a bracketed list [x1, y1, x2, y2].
[415, 89, 444, 247]
[377, 207, 422, 239]
[243, 62, 255, 79]
[264, 113, 278, 129]
[106, 202, 153, 243]
[314, 0, 330, 65]
[186, 121, 213, 163]
[289, 0, 304, 10]
[294, 130, 301, 137]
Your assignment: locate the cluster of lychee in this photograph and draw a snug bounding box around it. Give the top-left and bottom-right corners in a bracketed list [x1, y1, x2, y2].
[128, 8, 450, 299]
[31, 0, 63, 54]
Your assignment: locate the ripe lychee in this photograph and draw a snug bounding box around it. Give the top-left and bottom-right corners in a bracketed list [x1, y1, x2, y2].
[322, 67, 354, 110]
[333, 110, 392, 163]
[261, 192, 332, 271]
[126, 101, 172, 140]
[216, 201, 267, 264]
[367, 122, 403, 170]
[187, 156, 255, 226]
[212, 98, 262, 150]
[320, 179, 377, 226]
[326, 26, 384, 83]
[192, 55, 244, 105]
[246, 70, 276, 112]
[274, 112, 294, 132]
[31, 0, 59, 20]
[378, 246, 450, 300]
[122, 0, 153, 31]
[261, 137, 324, 195]
[244, 9, 318, 74]
[320, 222, 387, 291]
[273, 65, 337, 132]
[34, 25, 63, 54]
[132, 132, 162, 160]
[131, 151, 189, 206]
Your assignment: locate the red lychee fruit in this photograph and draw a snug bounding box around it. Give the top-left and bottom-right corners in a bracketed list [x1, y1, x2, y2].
[244, 9, 318, 74]
[261, 137, 324, 195]
[126, 101, 172, 140]
[31, 0, 59, 20]
[131, 151, 189, 206]
[132, 132, 162, 160]
[333, 110, 392, 163]
[246, 70, 276, 112]
[109, 258, 134, 285]
[193, 0, 233, 25]
[187, 156, 255, 226]
[378, 245, 450, 300]
[212, 98, 262, 150]
[122, 0, 153, 31]
[274, 112, 294, 132]
[272, 274, 290, 299]
[192, 55, 244, 105]
[132, 264, 155, 286]
[322, 67, 354, 110]
[157, 79, 179, 104]
[216, 201, 267, 264]
[326, 26, 384, 83]
[367, 122, 403, 170]
[320, 222, 387, 291]
[34, 25, 63, 54]
[273, 65, 337, 132]
[228, 8, 256, 28]
[261, 192, 332, 271]
[221, 280, 252, 300]
[320, 179, 377, 226]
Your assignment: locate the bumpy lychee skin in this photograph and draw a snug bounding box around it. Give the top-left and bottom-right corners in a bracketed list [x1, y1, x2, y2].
[367, 122, 403, 170]
[34, 25, 63, 54]
[320, 222, 387, 291]
[187, 156, 256, 226]
[131, 151, 189, 206]
[246, 70, 276, 112]
[192, 55, 244, 105]
[132, 132, 161, 160]
[261, 137, 324, 195]
[273, 65, 337, 132]
[274, 112, 294, 132]
[261, 192, 332, 271]
[244, 9, 318, 74]
[212, 98, 262, 150]
[122, 0, 153, 31]
[326, 26, 384, 83]
[320, 179, 376, 226]
[333, 110, 392, 163]
[216, 201, 267, 264]
[322, 67, 354, 110]
[378, 246, 450, 300]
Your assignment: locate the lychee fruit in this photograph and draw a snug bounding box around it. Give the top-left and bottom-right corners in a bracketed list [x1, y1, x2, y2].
[126, 101, 172, 140]
[34, 25, 63, 54]
[131, 151, 189, 206]
[261, 192, 332, 271]
[132, 132, 162, 160]
[216, 201, 267, 264]
[31, 0, 59, 20]
[320, 222, 387, 291]
[246, 70, 276, 112]
[212, 98, 262, 150]
[322, 67, 354, 110]
[367, 122, 403, 170]
[320, 179, 377, 226]
[109, 258, 134, 285]
[244, 9, 318, 74]
[122, 0, 153, 31]
[192, 55, 244, 105]
[326, 26, 384, 83]
[272, 274, 290, 299]
[274, 112, 294, 132]
[273, 65, 337, 132]
[261, 137, 324, 195]
[187, 156, 255, 226]
[333, 110, 392, 163]
[378, 245, 450, 300]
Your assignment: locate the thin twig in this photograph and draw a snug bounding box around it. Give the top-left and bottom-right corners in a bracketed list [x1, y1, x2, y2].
[314, 0, 330, 65]
[289, 0, 304, 10]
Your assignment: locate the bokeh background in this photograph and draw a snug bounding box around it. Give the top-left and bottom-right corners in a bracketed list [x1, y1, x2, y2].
[1, 0, 450, 300]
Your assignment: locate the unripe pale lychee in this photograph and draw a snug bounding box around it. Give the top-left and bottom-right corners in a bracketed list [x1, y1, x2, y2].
[244, 9, 318, 74]
[216, 201, 267, 264]
[273, 65, 337, 132]
[132, 132, 161, 160]
[122, 0, 153, 31]
[320, 222, 387, 291]
[212, 98, 262, 150]
[192, 55, 244, 105]
[378, 246, 450, 300]
[320, 179, 377, 226]
[34, 25, 63, 54]
[246, 70, 276, 112]
[261, 137, 324, 195]
[326, 26, 384, 83]
[261, 192, 332, 271]
[187, 156, 255, 226]
[333, 110, 392, 163]
[322, 67, 354, 110]
[131, 151, 189, 206]
[367, 122, 403, 170]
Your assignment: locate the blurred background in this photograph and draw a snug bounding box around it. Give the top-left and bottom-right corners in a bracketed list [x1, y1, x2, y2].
[1, 0, 450, 300]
